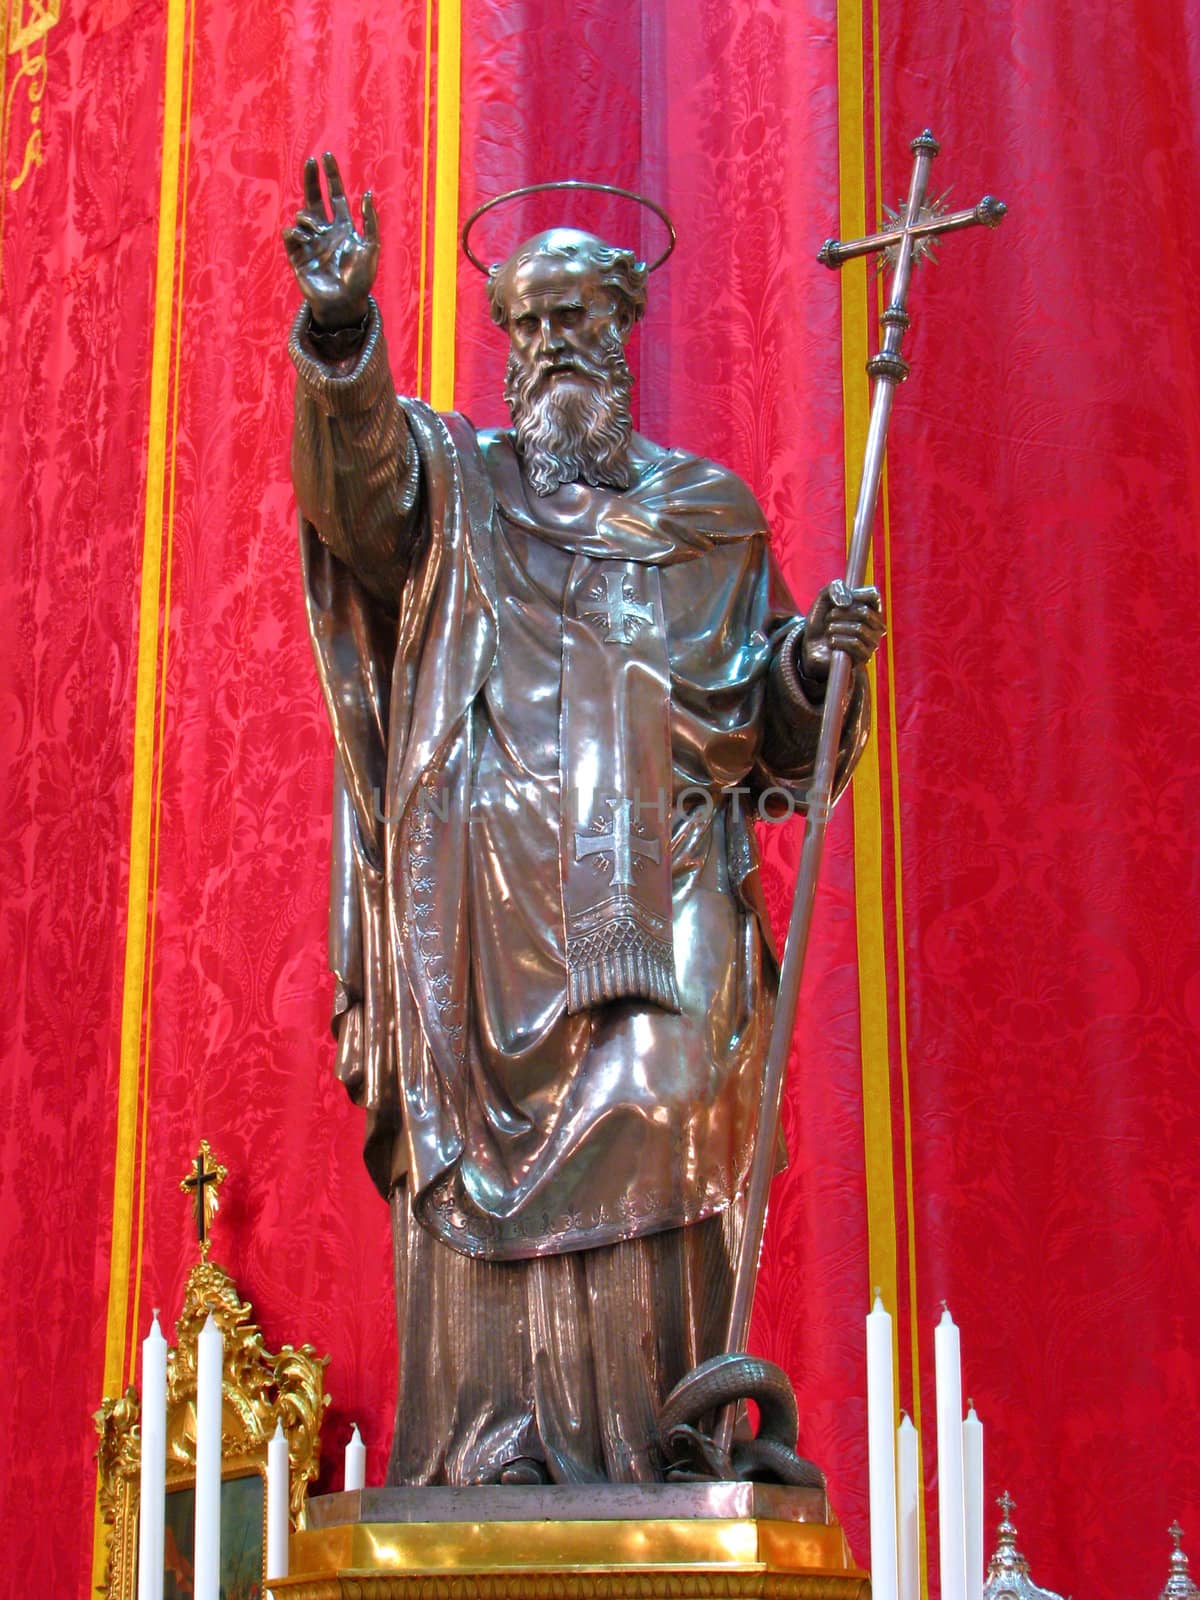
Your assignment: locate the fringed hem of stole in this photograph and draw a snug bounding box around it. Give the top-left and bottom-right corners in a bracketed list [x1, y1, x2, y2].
[565, 908, 681, 1015]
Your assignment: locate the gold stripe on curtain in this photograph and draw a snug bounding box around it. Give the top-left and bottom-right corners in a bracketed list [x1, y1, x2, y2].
[430, 0, 462, 411]
[92, 0, 193, 1579]
[867, 0, 927, 1587]
[836, 0, 901, 1413]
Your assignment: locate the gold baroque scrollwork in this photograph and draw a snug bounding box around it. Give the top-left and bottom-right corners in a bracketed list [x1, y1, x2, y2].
[2, 0, 60, 197]
[94, 1258, 330, 1599]
[7, 0, 61, 55]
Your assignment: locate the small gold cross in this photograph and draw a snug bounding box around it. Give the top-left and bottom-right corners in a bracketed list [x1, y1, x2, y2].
[181, 1140, 227, 1261]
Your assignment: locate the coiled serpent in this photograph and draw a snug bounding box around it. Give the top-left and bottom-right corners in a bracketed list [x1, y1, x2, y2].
[657, 1354, 825, 1488]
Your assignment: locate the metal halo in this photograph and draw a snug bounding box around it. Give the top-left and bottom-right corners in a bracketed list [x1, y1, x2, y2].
[461, 180, 676, 274]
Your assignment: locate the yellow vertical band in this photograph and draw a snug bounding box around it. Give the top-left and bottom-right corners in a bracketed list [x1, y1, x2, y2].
[835, 0, 900, 1358]
[869, 2, 926, 1585]
[126, 0, 197, 1379]
[415, 0, 434, 398]
[429, 0, 461, 411]
[92, 0, 188, 1582]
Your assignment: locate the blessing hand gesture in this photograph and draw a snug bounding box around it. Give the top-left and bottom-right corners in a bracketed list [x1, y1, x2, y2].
[282, 152, 379, 331]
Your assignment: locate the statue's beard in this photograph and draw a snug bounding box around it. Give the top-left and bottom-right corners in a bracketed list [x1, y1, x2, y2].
[504, 330, 634, 496]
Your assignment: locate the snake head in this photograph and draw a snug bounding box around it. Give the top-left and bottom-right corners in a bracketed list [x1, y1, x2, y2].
[660, 1422, 734, 1482]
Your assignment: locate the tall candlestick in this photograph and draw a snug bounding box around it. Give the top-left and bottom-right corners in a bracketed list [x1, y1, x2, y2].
[934, 1307, 967, 1600]
[963, 1401, 984, 1600]
[137, 1310, 167, 1600]
[867, 1293, 899, 1600]
[345, 1423, 366, 1492]
[267, 1419, 289, 1581]
[897, 1413, 920, 1600]
[194, 1311, 223, 1600]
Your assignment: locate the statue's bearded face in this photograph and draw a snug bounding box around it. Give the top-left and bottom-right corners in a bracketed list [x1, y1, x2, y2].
[498, 255, 635, 497]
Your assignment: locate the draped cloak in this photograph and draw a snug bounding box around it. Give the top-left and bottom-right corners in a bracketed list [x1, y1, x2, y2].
[293, 303, 869, 1264]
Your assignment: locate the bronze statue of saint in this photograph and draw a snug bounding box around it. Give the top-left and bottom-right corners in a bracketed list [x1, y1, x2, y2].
[284, 153, 884, 1487]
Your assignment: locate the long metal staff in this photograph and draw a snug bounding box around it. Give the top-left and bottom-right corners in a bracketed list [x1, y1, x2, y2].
[716, 130, 1005, 1457]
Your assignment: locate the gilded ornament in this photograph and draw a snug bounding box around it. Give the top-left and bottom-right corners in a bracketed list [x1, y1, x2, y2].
[180, 1138, 228, 1260]
[93, 1160, 329, 1598]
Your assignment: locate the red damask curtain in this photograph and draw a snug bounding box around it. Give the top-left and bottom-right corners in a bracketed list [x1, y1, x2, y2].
[2, 0, 1198, 1595]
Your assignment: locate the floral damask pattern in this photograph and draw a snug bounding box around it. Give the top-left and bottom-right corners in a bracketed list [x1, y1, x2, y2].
[0, 1, 162, 1586]
[875, 0, 1200, 1589]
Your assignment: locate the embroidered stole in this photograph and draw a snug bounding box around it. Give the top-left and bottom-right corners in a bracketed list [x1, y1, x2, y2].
[559, 555, 680, 1014]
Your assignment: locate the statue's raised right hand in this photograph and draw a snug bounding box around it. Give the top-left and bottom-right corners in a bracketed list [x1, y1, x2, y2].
[282, 152, 379, 331]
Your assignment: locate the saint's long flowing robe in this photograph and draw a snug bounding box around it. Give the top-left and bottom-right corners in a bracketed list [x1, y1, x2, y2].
[292, 302, 868, 1273]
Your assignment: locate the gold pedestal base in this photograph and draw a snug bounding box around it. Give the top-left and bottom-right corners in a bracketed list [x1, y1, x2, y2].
[272, 1485, 869, 1600]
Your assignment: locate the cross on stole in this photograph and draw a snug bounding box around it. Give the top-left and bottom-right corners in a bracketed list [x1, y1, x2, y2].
[575, 796, 660, 889]
[583, 572, 655, 644]
[181, 1140, 227, 1259]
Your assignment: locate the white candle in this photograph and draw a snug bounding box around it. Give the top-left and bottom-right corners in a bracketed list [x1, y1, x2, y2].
[897, 1413, 920, 1600]
[963, 1402, 984, 1600]
[193, 1312, 223, 1600]
[866, 1293, 899, 1600]
[267, 1419, 289, 1581]
[934, 1307, 967, 1600]
[345, 1423, 366, 1492]
[137, 1310, 167, 1600]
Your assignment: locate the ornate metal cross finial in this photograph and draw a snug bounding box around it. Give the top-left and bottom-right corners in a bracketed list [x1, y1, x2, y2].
[820, 189, 1006, 273]
[983, 1489, 1066, 1600]
[1162, 1524, 1200, 1600]
[816, 131, 1006, 387]
[818, 130, 1006, 275]
[991, 1490, 1022, 1569]
[181, 1140, 228, 1261]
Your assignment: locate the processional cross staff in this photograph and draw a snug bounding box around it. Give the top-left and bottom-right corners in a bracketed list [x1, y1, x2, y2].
[715, 130, 1007, 1455]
